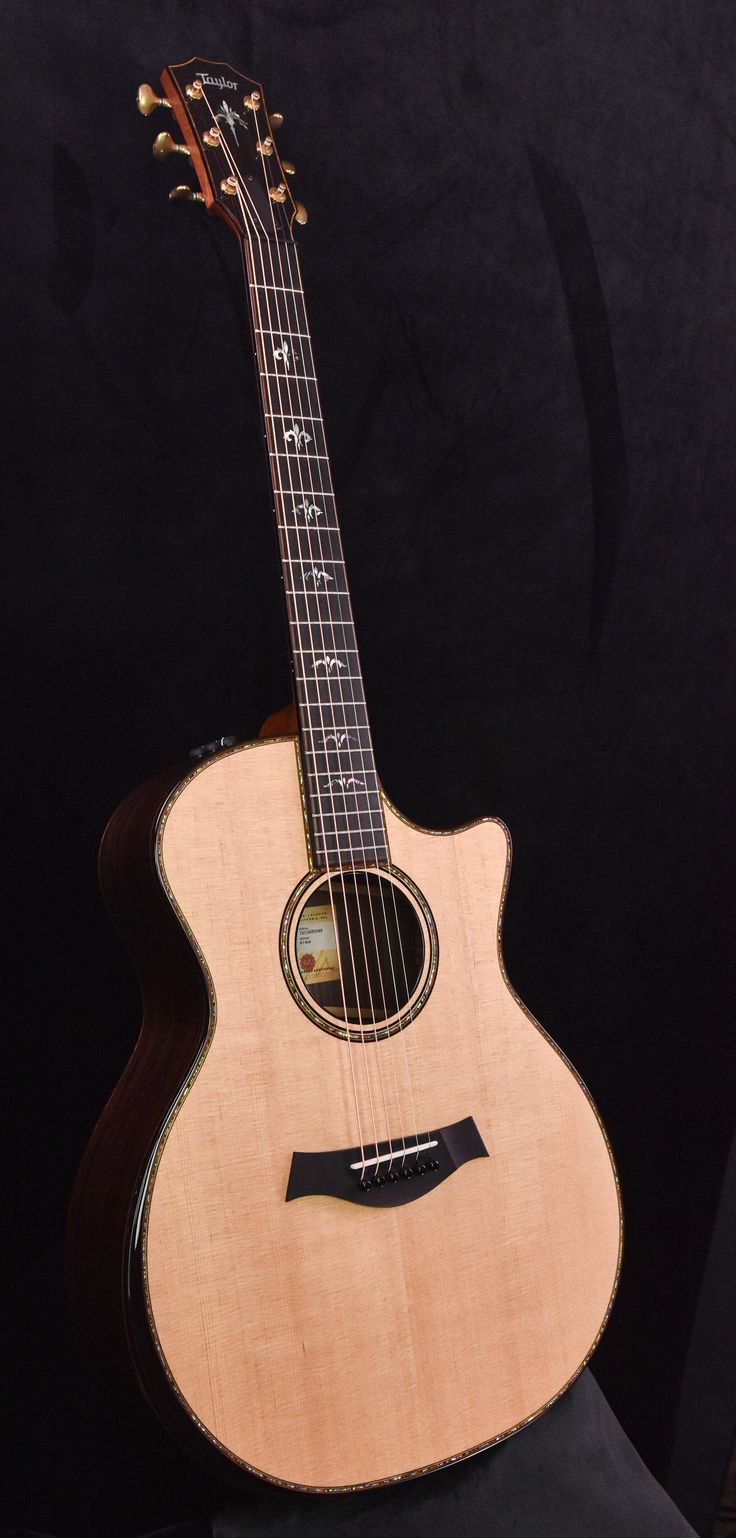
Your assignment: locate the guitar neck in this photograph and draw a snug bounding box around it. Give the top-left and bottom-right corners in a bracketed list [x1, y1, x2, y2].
[241, 234, 388, 868]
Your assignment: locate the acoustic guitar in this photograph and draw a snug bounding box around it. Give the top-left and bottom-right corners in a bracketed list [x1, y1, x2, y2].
[67, 56, 622, 1494]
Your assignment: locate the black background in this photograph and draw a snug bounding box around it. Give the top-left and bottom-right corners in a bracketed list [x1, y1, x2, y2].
[3, 2, 736, 1535]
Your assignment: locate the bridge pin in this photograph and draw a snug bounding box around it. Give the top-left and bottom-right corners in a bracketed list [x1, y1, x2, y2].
[358, 1178, 372, 1191]
[387, 1169, 400, 1182]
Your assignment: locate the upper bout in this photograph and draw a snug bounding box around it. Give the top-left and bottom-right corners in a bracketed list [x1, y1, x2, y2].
[380, 786, 512, 942]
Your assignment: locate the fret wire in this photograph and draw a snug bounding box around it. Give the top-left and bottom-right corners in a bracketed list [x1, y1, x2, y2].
[254, 326, 312, 340]
[295, 679, 365, 690]
[311, 805, 383, 813]
[288, 620, 354, 634]
[295, 677, 365, 687]
[315, 843, 387, 852]
[284, 556, 344, 565]
[270, 451, 330, 461]
[278, 524, 339, 533]
[277, 532, 343, 551]
[278, 523, 342, 536]
[310, 800, 382, 811]
[289, 608, 354, 624]
[295, 672, 365, 683]
[290, 645, 359, 657]
[276, 486, 335, 497]
[260, 370, 318, 382]
[300, 728, 372, 739]
[264, 368, 317, 382]
[316, 842, 388, 854]
[310, 797, 382, 807]
[288, 612, 352, 625]
[313, 821, 387, 832]
[287, 588, 352, 597]
[290, 641, 357, 656]
[298, 716, 371, 729]
[312, 807, 383, 815]
[298, 702, 369, 715]
[269, 411, 324, 423]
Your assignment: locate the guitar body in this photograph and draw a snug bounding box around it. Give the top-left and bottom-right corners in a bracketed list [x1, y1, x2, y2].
[69, 56, 622, 1495]
[70, 734, 621, 1492]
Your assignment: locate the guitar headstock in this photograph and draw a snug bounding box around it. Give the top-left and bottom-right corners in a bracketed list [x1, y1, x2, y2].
[137, 57, 307, 242]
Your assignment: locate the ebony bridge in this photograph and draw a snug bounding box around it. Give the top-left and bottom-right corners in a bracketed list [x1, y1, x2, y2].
[286, 1116, 489, 1208]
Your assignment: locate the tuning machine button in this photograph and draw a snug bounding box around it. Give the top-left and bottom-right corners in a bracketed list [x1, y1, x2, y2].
[293, 201, 308, 225]
[153, 132, 191, 161]
[137, 83, 172, 116]
[269, 111, 284, 130]
[281, 159, 296, 176]
[169, 184, 204, 204]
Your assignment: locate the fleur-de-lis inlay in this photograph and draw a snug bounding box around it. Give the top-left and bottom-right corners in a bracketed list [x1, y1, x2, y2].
[324, 775, 365, 791]
[215, 99, 249, 144]
[305, 567, 332, 586]
[294, 499, 322, 521]
[274, 338, 291, 370]
[314, 654, 345, 673]
[284, 421, 312, 453]
[322, 730, 356, 747]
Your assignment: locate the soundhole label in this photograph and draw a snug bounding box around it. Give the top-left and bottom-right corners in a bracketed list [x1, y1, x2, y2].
[282, 867, 437, 1041]
[296, 902, 340, 986]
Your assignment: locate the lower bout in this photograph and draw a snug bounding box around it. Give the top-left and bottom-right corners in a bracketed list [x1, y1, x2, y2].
[143, 1116, 620, 1490]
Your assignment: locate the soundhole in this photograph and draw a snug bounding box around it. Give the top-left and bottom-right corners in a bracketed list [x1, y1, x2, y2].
[284, 868, 436, 1041]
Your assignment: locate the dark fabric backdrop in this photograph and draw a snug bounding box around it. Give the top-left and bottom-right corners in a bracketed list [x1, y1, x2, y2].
[3, 1, 736, 1535]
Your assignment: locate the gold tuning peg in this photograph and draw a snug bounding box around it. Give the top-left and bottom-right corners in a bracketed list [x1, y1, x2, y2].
[281, 159, 296, 176]
[293, 201, 308, 225]
[153, 131, 191, 162]
[137, 83, 172, 116]
[269, 111, 284, 130]
[169, 185, 205, 204]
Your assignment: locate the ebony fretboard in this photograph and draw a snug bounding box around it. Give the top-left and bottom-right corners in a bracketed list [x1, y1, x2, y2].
[242, 234, 388, 868]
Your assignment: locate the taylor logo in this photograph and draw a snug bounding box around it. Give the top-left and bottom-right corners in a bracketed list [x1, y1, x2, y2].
[196, 72, 238, 90]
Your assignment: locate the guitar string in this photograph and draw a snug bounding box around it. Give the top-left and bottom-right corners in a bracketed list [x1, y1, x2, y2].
[203, 92, 422, 1174]
[272, 230, 409, 1173]
[285, 241, 422, 1170]
[197, 92, 370, 1169]
[249, 227, 384, 1169]
[246, 225, 387, 1174]
[245, 116, 395, 1176]
[223, 99, 422, 1173]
